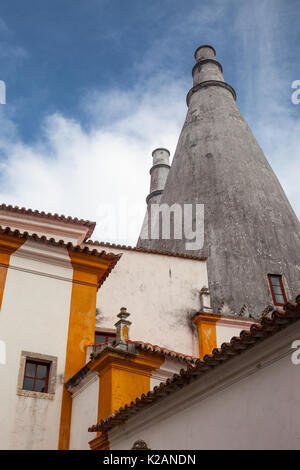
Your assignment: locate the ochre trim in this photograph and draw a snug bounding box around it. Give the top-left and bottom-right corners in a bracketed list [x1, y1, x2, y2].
[89, 432, 110, 450]
[88, 349, 163, 449]
[91, 350, 164, 423]
[0, 233, 26, 310]
[58, 249, 116, 450]
[193, 313, 221, 358]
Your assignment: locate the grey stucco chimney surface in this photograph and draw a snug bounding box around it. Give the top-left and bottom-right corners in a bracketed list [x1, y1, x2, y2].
[137, 45, 300, 318]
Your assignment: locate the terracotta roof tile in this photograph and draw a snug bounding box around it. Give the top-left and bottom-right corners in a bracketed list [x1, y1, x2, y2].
[0, 225, 121, 287]
[0, 203, 96, 239]
[85, 240, 207, 261]
[66, 340, 197, 391]
[133, 341, 198, 363]
[89, 296, 300, 432]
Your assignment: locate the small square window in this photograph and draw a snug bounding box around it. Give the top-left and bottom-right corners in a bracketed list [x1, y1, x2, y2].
[268, 274, 287, 306]
[95, 332, 116, 345]
[17, 351, 57, 400]
[23, 360, 50, 393]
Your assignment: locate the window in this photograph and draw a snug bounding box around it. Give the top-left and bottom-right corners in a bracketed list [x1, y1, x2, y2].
[17, 351, 57, 399]
[268, 274, 287, 306]
[94, 332, 116, 345]
[23, 359, 50, 393]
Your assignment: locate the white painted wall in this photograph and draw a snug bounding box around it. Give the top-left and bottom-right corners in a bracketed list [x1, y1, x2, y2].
[150, 358, 187, 390]
[0, 240, 73, 450]
[69, 375, 99, 450]
[108, 322, 300, 450]
[216, 318, 255, 347]
[93, 246, 208, 358]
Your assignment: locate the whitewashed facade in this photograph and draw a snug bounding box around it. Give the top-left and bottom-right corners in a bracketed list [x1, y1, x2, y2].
[107, 315, 300, 450]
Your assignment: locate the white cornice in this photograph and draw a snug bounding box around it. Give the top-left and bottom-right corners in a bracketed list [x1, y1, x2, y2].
[70, 372, 98, 397]
[12, 240, 72, 270]
[217, 316, 257, 329]
[0, 211, 89, 244]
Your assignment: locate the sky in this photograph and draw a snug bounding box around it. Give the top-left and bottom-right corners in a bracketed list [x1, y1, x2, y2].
[0, 0, 299, 244]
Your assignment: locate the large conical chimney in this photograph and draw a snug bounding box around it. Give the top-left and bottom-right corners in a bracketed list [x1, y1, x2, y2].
[137, 45, 300, 318]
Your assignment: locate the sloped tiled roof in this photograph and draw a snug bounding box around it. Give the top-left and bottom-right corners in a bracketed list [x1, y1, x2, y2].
[85, 240, 207, 261]
[0, 225, 121, 287]
[0, 203, 96, 239]
[66, 340, 197, 392]
[89, 340, 197, 364]
[134, 341, 197, 364]
[89, 296, 300, 433]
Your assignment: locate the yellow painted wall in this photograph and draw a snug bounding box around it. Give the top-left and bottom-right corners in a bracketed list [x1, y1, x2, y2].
[89, 350, 164, 450]
[193, 314, 220, 358]
[58, 250, 116, 450]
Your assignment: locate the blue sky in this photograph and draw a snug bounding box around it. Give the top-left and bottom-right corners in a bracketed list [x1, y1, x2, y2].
[0, 0, 299, 244]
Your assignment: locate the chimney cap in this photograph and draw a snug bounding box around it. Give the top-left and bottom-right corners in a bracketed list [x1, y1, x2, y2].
[152, 148, 170, 157]
[194, 45, 216, 59]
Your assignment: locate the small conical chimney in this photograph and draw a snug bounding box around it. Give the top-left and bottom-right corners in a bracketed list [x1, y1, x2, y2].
[146, 148, 170, 206]
[138, 148, 170, 245]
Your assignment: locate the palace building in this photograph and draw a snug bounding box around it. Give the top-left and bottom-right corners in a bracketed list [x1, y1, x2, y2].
[0, 45, 299, 450]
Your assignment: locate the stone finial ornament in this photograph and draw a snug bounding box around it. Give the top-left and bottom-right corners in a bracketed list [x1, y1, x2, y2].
[199, 287, 213, 313]
[114, 307, 132, 344]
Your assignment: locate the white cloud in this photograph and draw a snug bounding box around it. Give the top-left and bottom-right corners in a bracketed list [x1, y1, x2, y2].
[0, 74, 186, 245]
[233, 0, 300, 219]
[0, 0, 298, 246]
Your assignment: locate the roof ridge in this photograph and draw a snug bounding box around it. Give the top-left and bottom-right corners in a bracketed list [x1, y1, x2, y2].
[0, 203, 96, 239]
[85, 239, 207, 261]
[0, 224, 121, 287]
[133, 341, 198, 363]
